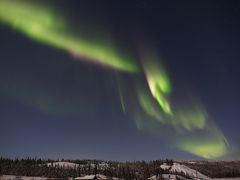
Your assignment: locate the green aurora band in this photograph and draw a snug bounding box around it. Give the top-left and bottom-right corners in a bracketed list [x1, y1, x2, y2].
[136, 85, 230, 158]
[0, 0, 139, 72]
[179, 140, 229, 159]
[138, 46, 172, 114]
[134, 41, 230, 158]
[137, 86, 165, 124]
[144, 64, 172, 114]
[171, 106, 208, 132]
[177, 128, 230, 159]
[137, 87, 208, 131]
[134, 90, 230, 158]
[0, 0, 232, 159]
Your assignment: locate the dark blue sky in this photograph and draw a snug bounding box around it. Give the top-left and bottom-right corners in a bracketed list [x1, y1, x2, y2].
[0, 0, 240, 161]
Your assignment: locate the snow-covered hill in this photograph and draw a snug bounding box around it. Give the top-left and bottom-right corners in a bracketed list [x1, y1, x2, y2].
[148, 174, 190, 180]
[75, 174, 121, 180]
[46, 161, 109, 170]
[160, 162, 211, 180]
[75, 174, 108, 180]
[46, 161, 79, 169]
[160, 163, 171, 170]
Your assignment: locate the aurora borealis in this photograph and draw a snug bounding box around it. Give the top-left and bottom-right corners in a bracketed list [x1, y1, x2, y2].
[0, 0, 139, 73]
[0, 0, 239, 161]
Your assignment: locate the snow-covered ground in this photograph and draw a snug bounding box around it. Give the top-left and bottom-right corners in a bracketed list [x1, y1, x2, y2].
[75, 174, 121, 179]
[0, 175, 51, 180]
[160, 162, 211, 180]
[160, 163, 171, 170]
[46, 161, 109, 170]
[2, 162, 240, 180]
[170, 162, 210, 179]
[148, 174, 190, 180]
[98, 162, 109, 170]
[213, 178, 240, 180]
[75, 174, 107, 179]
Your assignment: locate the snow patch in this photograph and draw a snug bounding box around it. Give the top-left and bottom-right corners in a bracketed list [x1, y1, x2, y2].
[148, 174, 190, 180]
[170, 163, 211, 180]
[46, 161, 79, 169]
[75, 174, 121, 179]
[0, 175, 50, 180]
[160, 163, 171, 170]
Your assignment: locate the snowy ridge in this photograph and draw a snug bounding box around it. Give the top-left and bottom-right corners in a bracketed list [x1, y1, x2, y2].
[160, 162, 211, 180]
[170, 163, 210, 179]
[75, 174, 121, 179]
[85, 162, 110, 169]
[148, 174, 189, 180]
[75, 174, 107, 179]
[46, 161, 79, 169]
[98, 162, 109, 170]
[46, 161, 109, 170]
[160, 163, 171, 170]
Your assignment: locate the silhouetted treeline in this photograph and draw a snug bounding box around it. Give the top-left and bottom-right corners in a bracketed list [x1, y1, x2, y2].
[0, 158, 78, 178]
[0, 158, 172, 179]
[0, 157, 240, 179]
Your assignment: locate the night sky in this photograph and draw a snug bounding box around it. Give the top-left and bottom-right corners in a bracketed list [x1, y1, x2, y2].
[0, 0, 240, 161]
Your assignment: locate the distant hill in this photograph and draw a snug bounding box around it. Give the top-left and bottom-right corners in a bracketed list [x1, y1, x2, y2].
[0, 158, 240, 179]
[182, 160, 240, 178]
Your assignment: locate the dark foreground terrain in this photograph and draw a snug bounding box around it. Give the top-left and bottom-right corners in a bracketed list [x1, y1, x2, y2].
[0, 158, 240, 179]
